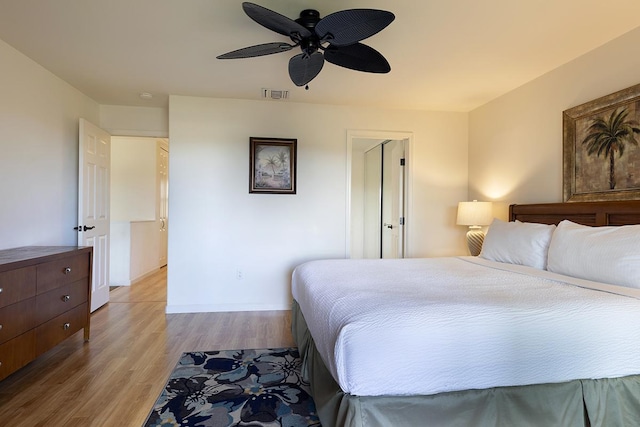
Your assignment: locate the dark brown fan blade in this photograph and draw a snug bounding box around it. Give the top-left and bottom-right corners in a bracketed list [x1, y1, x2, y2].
[315, 9, 395, 46]
[324, 43, 390, 73]
[242, 2, 312, 39]
[217, 42, 294, 59]
[288, 52, 324, 86]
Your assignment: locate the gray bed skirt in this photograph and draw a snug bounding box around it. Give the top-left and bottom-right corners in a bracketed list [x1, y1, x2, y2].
[292, 300, 640, 427]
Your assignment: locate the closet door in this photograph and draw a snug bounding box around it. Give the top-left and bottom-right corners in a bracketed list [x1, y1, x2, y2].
[381, 140, 405, 259]
[157, 141, 169, 267]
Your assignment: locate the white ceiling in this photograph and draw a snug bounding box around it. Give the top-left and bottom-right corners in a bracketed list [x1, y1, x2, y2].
[1, 0, 639, 112]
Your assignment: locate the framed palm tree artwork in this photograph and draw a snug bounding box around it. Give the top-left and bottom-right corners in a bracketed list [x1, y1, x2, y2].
[249, 137, 297, 194]
[563, 83, 640, 202]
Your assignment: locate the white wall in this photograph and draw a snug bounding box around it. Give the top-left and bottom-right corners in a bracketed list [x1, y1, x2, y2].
[130, 220, 160, 281]
[110, 221, 131, 285]
[469, 26, 640, 219]
[168, 96, 468, 313]
[110, 220, 160, 286]
[111, 136, 157, 221]
[0, 38, 99, 250]
[100, 105, 168, 137]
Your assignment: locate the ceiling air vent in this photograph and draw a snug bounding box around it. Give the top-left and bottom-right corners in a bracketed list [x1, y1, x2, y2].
[262, 88, 289, 100]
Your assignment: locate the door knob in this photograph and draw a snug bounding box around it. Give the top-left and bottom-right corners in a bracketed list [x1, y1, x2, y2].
[383, 223, 393, 229]
[83, 225, 95, 231]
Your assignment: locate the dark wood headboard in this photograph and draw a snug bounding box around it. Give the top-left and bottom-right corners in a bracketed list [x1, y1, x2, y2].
[509, 200, 640, 226]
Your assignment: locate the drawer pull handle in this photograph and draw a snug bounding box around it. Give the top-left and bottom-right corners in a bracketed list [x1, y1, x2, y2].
[63, 323, 71, 330]
[0, 324, 3, 330]
[62, 295, 71, 302]
[0, 287, 3, 293]
[63, 267, 72, 274]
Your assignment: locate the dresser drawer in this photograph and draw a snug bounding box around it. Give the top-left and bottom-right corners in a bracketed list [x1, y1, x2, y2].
[35, 303, 88, 356]
[36, 254, 89, 294]
[0, 330, 36, 381]
[35, 279, 88, 326]
[0, 266, 36, 309]
[0, 298, 36, 345]
[0, 247, 92, 382]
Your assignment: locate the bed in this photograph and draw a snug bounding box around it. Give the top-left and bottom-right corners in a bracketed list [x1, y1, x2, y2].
[291, 200, 640, 427]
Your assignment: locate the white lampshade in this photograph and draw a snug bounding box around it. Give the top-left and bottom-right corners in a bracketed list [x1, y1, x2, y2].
[456, 200, 493, 227]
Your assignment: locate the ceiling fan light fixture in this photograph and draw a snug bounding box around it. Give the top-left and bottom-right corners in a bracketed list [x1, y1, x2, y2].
[295, 9, 321, 29]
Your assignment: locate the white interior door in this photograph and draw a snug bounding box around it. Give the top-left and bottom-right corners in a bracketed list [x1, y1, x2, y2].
[390, 140, 405, 258]
[157, 140, 169, 267]
[381, 140, 405, 259]
[78, 118, 111, 312]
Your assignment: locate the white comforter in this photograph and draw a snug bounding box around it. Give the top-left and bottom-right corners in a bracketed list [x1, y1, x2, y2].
[291, 257, 640, 397]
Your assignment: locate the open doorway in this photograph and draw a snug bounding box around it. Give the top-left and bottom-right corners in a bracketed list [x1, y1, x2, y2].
[110, 136, 169, 286]
[347, 130, 412, 259]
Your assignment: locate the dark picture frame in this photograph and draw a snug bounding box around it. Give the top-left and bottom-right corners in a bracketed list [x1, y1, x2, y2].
[249, 137, 297, 194]
[563, 83, 640, 202]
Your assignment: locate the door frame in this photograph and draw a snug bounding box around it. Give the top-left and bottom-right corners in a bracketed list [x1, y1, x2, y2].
[346, 129, 413, 258]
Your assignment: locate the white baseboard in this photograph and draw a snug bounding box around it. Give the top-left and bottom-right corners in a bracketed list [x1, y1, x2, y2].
[110, 267, 163, 287]
[130, 267, 162, 285]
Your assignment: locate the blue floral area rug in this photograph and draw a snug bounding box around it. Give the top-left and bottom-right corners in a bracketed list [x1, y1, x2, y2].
[143, 347, 321, 427]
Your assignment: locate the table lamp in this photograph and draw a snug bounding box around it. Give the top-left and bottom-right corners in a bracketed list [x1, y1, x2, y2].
[456, 200, 493, 256]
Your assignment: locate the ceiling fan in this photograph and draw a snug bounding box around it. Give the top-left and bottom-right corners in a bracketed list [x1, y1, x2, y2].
[217, 2, 395, 88]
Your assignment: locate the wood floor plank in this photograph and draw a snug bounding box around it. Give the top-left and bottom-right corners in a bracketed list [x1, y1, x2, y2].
[0, 267, 295, 426]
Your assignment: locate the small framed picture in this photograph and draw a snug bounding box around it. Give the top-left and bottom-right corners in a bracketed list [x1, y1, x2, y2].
[249, 137, 297, 194]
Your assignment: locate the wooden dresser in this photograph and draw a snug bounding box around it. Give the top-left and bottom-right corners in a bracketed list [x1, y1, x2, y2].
[0, 246, 92, 381]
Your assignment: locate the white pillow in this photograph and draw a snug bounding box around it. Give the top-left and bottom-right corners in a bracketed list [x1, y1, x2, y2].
[479, 218, 556, 270]
[547, 220, 640, 288]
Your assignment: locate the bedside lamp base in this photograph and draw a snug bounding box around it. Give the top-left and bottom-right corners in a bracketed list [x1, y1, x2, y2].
[466, 228, 485, 256]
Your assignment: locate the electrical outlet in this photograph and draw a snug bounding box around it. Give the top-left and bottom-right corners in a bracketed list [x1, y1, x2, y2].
[236, 269, 243, 280]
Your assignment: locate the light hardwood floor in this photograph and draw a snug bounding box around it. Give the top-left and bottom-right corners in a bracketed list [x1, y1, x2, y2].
[0, 268, 295, 426]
